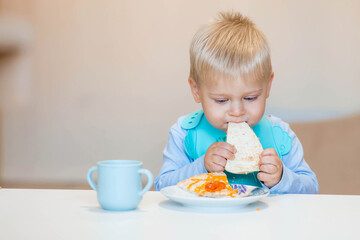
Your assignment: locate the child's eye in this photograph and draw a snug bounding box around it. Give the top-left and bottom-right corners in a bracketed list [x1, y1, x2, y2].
[215, 99, 228, 103]
[244, 96, 257, 101]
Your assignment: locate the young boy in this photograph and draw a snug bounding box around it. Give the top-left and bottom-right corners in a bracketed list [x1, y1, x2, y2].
[155, 12, 318, 194]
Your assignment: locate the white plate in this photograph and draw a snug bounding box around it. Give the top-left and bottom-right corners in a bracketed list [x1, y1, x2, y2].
[160, 185, 269, 209]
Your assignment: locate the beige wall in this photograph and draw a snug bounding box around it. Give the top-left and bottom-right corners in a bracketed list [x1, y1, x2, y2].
[0, 1, 359, 191]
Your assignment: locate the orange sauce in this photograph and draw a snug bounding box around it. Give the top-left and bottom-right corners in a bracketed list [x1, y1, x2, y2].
[187, 174, 238, 197]
[205, 181, 226, 192]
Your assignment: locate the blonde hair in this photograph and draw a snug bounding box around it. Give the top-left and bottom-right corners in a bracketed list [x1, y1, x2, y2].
[189, 12, 272, 85]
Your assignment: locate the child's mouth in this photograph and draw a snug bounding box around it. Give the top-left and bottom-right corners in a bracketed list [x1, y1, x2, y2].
[227, 121, 247, 124]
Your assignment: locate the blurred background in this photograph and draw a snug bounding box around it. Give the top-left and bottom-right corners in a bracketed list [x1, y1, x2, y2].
[0, 0, 359, 194]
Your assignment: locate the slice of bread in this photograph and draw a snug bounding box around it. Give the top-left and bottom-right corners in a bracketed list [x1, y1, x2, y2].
[225, 122, 263, 174]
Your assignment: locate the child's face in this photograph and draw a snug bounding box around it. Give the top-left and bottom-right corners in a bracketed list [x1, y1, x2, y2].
[189, 73, 273, 132]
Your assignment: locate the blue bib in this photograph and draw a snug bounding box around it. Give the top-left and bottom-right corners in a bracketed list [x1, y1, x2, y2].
[181, 110, 292, 187]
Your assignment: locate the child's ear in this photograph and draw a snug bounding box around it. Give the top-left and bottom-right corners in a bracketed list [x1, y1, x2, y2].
[266, 72, 274, 98]
[188, 77, 201, 103]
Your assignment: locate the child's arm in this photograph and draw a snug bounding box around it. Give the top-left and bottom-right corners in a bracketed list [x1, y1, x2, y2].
[268, 137, 319, 194]
[263, 117, 319, 194]
[155, 118, 208, 191]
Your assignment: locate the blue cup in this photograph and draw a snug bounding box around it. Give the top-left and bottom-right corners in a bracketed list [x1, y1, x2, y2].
[87, 160, 153, 211]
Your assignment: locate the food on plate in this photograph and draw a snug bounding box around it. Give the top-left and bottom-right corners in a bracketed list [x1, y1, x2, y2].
[225, 122, 263, 174]
[177, 172, 242, 198]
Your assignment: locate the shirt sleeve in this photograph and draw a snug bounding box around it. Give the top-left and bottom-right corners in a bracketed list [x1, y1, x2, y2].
[262, 116, 319, 194]
[154, 117, 208, 191]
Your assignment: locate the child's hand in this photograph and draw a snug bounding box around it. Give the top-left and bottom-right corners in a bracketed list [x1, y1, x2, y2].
[204, 142, 236, 173]
[257, 148, 283, 188]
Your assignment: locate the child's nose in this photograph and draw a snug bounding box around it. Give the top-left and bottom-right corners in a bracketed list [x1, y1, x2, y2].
[229, 102, 245, 117]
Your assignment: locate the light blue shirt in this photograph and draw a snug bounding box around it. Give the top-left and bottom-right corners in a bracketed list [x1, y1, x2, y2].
[155, 114, 319, 194]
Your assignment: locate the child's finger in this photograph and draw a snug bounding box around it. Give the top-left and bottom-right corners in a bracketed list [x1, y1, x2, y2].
[261, 148, 278, 157]
[257, 172, 272, 182]
[212, 156, 227, 168]
[259, 155, 280, 166]
[213, 141, 237, 153]
[210, 159, 226, 172]
[212, 146, 235, 160]
[259, 164, 277, 174]
[210, 164, 224, 172]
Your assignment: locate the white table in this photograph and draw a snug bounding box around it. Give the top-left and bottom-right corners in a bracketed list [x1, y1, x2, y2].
[0, 189, 359, 240]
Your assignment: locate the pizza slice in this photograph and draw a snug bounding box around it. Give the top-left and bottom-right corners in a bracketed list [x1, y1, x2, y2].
[225, 122, 263, 174]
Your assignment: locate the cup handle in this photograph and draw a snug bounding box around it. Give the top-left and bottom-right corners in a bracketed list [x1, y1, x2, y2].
[87, 166, 98, 191]
[138, 169, 153, 196]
